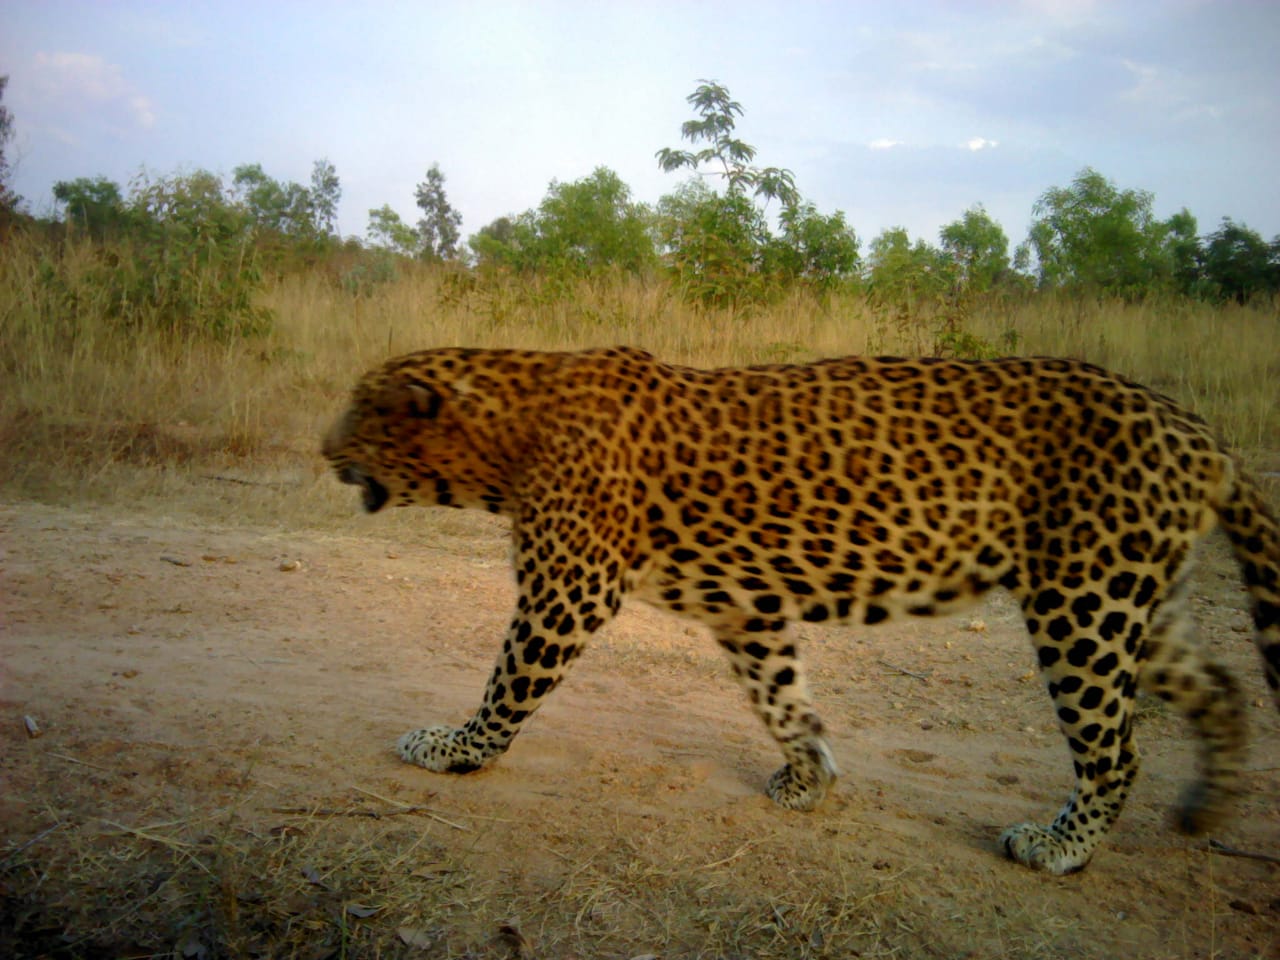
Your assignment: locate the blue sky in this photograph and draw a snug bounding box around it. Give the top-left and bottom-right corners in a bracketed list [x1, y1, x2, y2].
[3, 0, 1278, 251]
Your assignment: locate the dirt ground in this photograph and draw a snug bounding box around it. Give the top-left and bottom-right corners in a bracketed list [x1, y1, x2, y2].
[2, 499, 1278, 959]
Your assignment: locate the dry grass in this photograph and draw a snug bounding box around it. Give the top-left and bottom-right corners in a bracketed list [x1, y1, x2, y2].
[4, 239, 1278, 532]
[0, 781, 1075, 960]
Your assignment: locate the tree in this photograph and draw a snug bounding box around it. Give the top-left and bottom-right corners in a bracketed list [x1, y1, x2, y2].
[1201, 218, 1276, 303]
[656, 178, 773, 306]
[1027, 167, 1169, 295]
[415, 163, 462, 261]
[310, 158, 341, 238]
[0, 75, 16, 212]
[655, 80, 799, 209]
[232, 163, 316, 238]
[1161, 208, 1202, 296]
[655, 81, 825, 305]
[366, 204, 420, 257]
[123, 169, 267, 337]
[939, 205, 1009, 291]
[866, 227, 954, 302]
[530, 167, 654, 274]
[467, 168, 653, 276]
[776, 202, 860, 290]
[469, 215, 527, 269]
[53, 176, 128, 237]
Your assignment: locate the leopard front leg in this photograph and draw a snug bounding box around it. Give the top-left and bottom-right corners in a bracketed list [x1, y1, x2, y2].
[398, 607, 599, 774]
[714, 623, 838, 811]
[399, 505, 630, 777]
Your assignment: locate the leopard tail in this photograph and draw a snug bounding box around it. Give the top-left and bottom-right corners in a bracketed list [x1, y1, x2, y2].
[1214, 466, 1280, 710]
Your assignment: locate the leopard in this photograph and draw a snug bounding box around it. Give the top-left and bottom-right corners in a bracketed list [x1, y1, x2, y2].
[323, 345, 1280, 874]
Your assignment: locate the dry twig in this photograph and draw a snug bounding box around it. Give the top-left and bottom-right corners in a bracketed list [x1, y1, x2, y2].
[879, 659, 931, 683]
[1208, 839, 1280, 865]
[48, 751, 115, 774]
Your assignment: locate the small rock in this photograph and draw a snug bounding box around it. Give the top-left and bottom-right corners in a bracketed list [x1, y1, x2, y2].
[902, 749, 936, 763]
[278, 559, 302, 572]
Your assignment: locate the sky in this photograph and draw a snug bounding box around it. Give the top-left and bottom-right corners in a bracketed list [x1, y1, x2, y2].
[3, 0, 1279, 252]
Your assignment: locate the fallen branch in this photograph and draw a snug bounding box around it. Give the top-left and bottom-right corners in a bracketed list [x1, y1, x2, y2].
[271, 804, 457, 826]
[99, 820, 215, 876]
[879, 660, 931, 683]
[1208, 839, 1280, 865]
[200, 474, 296, 488]
[272, 806, 391, 819]
[1, 822, 65, 868]
[353, 786, 473, 831]
[272, 792, 470, 832]
[48, 751, 115, 774]
[698, 840, 756, 871]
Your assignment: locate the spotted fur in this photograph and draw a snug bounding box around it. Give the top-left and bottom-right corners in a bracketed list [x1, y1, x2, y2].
[324, 346, 1280, 874]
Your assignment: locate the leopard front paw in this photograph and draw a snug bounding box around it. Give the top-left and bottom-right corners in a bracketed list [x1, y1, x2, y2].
[396, 725, 487, 774]
[766, 755, 837, 812]
[765, 736, 838, 811]
[999, 823, 1090, 875]
[1174, 780, 1234, 836]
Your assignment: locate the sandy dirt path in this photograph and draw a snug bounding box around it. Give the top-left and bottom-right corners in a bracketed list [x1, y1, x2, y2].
[2, 500, 1277, 958]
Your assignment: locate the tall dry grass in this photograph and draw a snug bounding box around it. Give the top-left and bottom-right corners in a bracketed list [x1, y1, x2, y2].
[3, 233, 1278, 530]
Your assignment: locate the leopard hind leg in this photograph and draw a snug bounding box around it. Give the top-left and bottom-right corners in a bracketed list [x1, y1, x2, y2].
[713, 620, 838, 812]
[1137, 570, 1248, 835]
[1001, 585, 1145, 874]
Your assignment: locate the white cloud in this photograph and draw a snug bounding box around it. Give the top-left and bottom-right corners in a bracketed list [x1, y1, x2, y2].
[869, 138, 903, 150]
[1117, 58, 1225, 126]
[32, 51, 156, 129]
[1017, 0, 1101, 27]
[129, 95, 157, 129]
[965, 137, 999, 151]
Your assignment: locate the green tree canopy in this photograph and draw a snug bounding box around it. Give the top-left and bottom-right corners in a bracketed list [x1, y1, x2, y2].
[232, 163, 317, 239]
[775, 202, 860, 290]
[366, 204, 420, 257]
[532, 167, 654, 273]
[468, 167, 654, 275]
[469, 215, 529, 268]
[867, 227, 953, 302]
[53, 176, 128, 237]
[310, 159, 341, 238]
[415, 163, 462, 261]
[1201, 218, 1277, 303]
[939, 204, 1009, 291]
[1161, 208, 1202, 296]
[80, 169, 268, 338]
[655, 79, 799, 209]
[0, 75, 16, 212]
[654, 81, 862, 305]
[1027, 167, 1170, 295]
[655, 178, 772, 306]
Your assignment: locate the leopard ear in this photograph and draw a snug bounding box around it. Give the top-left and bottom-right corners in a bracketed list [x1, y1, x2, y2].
[403, 381, 443, 420]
